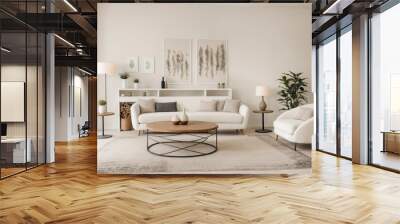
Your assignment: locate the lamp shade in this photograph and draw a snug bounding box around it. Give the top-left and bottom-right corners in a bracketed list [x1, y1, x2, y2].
[98, 62, 116, 75]
[255, 86, 269, 96]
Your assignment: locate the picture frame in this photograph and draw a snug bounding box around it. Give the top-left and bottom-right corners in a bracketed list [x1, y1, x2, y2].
[163, 39, 192, 85]
[140, 56, 155, 74]
[128, 57, 139, 73]
[196, 39, 228, 85]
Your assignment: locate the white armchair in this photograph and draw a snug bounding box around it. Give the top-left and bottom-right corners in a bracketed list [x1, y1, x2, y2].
[273, 104, 314, 150]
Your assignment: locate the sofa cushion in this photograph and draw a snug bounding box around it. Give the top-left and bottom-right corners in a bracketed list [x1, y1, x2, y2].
[293, 107, 314, 121]
[137, 99, 155, 113]
[273, 118, 303, 135]
[139, 112, 180, 123]
[138, 112, 243, 124]
[155, 102, 177, 112]
[216, 100, 225, 111]
[223, 100, 241, 113]
[197, 100, 217, 112]
[188, 112, 243, 124]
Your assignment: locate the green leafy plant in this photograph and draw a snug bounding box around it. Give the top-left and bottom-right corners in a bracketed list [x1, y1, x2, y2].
[119, 72, 129, 79]
[98, 100, 107, 106]
[277, 71, 307, 110]
[133, 78, 139, 83]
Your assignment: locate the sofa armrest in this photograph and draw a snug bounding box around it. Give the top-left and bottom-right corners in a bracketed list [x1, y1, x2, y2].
[293, 117, 314, 144]
[130, 103, 141, 130]
[275, 108, 298, 121]
[239, 104, 250, 129]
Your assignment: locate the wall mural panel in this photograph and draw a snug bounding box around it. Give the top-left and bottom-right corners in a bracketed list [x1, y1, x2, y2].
[197, 40, 228, 85]
[164, 39, 192, 84]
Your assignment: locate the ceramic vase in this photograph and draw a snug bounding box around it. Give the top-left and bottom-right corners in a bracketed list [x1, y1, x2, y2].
[121, 79, 128, 89]
[133, 83, 139, 89]
[180, 108, 188, 125]
[171, 115, 180, 125]
[98, 105, 106, 114]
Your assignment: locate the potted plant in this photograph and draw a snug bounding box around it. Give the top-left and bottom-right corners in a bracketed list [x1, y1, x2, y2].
[98, 100, 107, 113]
[277, 71, 308, 110]
[133, 78, 140, 89]
[120, 103, 133, 131]
[120, 72, 129, 89]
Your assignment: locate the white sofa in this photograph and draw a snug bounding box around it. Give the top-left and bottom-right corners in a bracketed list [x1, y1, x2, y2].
[273, 104, 314, 150]
[131, 99, 250, 132]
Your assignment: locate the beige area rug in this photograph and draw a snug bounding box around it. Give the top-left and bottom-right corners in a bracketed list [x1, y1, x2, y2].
[97, 131, 311, 175]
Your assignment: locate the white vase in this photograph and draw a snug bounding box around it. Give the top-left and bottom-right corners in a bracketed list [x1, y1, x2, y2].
[133, 83, 139, 89]
[98, 105, 106, 114]
[180, 108, 188, 124]
[171, 115, 180, 125]
[121, 79, 128, 89]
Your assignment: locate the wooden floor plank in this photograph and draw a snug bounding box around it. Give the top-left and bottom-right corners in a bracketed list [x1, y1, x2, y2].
[0, 135, 399, 223]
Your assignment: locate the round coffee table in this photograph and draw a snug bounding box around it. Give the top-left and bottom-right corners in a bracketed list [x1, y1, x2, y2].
[146, 121, 218, 157]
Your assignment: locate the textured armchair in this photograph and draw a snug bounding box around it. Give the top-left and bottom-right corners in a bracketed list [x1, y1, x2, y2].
[273, 104, 314, 150]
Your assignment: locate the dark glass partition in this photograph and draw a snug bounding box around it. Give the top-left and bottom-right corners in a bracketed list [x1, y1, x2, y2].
[0, 1, 46, 179]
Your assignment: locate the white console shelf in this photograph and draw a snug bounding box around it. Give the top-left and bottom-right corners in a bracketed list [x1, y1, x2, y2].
[119, 88, 232, 102]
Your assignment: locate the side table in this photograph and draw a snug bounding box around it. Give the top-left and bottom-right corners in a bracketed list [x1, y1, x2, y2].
[97, 112, 115, 139]
[253, 110, 274, 133]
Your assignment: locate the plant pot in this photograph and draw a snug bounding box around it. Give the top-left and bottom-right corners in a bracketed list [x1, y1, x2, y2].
[121, 117, 133, 131]
[121, 79, 128, 89]
[133, 83, 139, 89]
[98, 105, 106, 114]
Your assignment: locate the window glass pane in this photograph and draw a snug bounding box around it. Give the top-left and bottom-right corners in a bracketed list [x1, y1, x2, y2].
[340, 28, 352, 158]
[371, 3, 400, 171]
[318, 36, 337, 154]
[1, 31, 27, 178]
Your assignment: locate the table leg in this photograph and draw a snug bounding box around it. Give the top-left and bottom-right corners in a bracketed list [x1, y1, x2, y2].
[255, 113, 272, 133]
[102, 116, 105, 137]
[98, 116, 112, 139]
[262, 113, 265, 131]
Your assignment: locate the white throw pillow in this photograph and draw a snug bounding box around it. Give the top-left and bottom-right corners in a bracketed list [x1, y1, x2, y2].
[197, 100, 217, 112]
[223, 100, 241, 113]
[216, 100, 225, 111]
[137, 99, 155, 113]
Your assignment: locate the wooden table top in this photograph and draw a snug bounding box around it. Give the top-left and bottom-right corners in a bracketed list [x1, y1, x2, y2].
[97, 112, 115, 116]
[147, 121, 218, 133]
[253, 110, 274, 113]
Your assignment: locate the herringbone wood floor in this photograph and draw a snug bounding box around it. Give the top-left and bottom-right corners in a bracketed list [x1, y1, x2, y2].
[1, 135, 400, 224]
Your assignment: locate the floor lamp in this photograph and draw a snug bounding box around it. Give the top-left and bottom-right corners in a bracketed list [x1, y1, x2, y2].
[97, 62, 116, 112]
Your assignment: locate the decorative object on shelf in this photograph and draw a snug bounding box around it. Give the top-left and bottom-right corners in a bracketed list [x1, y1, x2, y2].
[98, 100, 107, 114]
[119, 72, 129, 89]
[197, 40, 228, 85]
[128, 57, 139, 73]
[179, 108, 189, 125]
[120, 103, 133, 131]
[98, 62, 116, 111]
[164, 39, 192, 84]
[140, 56, 155, 74]
[221, 82, 225, 88]
[277, 71, 308, 110]
[171, 115, 180, 125]
[256, 86, 269, 111]
[161, 76, 166, 89]
[133, 78, 140, 89]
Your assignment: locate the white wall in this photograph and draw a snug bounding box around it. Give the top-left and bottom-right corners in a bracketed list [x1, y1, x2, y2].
[98, 3, 312, 130]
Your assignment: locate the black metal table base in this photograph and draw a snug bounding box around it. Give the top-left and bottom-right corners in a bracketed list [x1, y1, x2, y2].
[98, 134, 112, 139]
[146, 129, 218, 157]
[255, 128, 272, 133]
